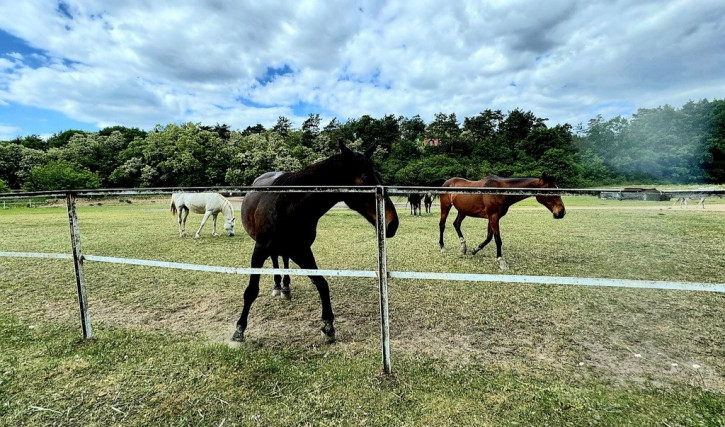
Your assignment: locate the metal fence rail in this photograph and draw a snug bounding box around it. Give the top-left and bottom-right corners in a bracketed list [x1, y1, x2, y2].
[1, 185, 724, 374]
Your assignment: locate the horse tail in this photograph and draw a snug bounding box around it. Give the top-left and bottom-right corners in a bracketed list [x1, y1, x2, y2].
[170, 199, 177, 215]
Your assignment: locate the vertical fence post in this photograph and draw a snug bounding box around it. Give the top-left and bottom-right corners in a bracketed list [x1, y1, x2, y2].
[375, 186, 392, 374]
[65, 192, 92, 339]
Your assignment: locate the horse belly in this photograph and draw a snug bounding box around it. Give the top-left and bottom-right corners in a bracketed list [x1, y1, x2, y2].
[189, 205, 209, 214]
[452, 194, 488, 218]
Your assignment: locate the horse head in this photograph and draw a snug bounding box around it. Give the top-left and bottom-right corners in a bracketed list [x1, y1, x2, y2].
[535, 172, 566, 219]
[338, 141, 399, 237]
[222, 203, 236, 236]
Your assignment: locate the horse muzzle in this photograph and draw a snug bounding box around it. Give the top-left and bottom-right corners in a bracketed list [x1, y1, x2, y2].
[553, 209, 566, 219]
[386, 218, 399, 238]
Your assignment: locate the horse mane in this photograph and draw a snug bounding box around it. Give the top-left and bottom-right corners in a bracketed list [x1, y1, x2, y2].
[272, 154, 347, 186]
[221, 196, 234, 216]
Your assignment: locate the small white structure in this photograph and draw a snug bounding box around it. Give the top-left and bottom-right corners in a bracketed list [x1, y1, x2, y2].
[170, 193, 235, 238]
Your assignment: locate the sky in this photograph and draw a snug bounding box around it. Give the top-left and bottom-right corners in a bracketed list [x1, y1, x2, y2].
[0, 0, 723, 140]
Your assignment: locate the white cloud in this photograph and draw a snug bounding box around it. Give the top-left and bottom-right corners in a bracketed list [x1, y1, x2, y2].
[0, 124, 21, 140]
[0, 0, 723, 133]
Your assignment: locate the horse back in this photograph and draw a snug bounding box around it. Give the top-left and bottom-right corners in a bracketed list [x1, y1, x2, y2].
[441, 177, 503, 218]
[176, 192, 227, 214]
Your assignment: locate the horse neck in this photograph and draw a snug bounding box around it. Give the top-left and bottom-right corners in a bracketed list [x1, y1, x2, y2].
[500, 178, 542, 206]
[221, 199, 234, 219]
[274, 156, 349, 214]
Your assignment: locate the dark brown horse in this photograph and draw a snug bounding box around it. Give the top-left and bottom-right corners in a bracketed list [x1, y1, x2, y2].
[235, 142, 399, 343]
[424, 192, 435, 213]
[439, 173, 565, 269]
[407, 193, 422, 215]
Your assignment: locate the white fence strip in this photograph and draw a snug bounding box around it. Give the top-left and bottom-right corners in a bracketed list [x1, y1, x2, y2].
[83, 255, 376, 278]
[3, 251, 724, 294]
[388, 271, 725, 293]
[0, 251, 72, 260]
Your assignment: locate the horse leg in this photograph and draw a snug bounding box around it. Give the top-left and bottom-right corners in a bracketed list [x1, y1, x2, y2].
[471, 226, 493, 256]
[271, 256, 282, 297]
[232, 244, 269, 342]
[490, 216, 508, 270]
[289, 248, 335, 342]
[177, 207, 185, 237]
[212, 213, 219, 237]
[439, 197, 453, 251]
[281, 256, 291, 300]
[180, 207, 189, 237]
[195, 211, 212, 239]
[452, 212, 467, 254]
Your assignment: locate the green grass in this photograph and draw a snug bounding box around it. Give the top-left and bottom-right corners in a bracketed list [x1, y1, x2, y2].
[2, 196, 725, 425]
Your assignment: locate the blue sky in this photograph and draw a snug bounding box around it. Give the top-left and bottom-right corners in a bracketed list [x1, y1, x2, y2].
[1, 0, 724, 140]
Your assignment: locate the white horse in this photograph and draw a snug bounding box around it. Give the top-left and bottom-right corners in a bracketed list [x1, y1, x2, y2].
[673, 197, 706, 208]
[170, 192, 235, 238]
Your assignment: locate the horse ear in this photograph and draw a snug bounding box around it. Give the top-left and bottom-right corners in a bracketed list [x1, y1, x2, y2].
[339, 141, 354, 159]
[541, 172, 553, 183]
[364, 144, 376, 160]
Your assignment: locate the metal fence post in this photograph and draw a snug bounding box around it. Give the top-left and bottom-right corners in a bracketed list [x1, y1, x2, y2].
[375, 186, 392, 374]
[65, 192, 92, 339]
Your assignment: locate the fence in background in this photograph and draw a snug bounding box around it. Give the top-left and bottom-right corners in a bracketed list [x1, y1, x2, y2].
[1, 186, 725, 374]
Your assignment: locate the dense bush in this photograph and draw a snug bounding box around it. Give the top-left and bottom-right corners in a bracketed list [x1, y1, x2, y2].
[23, 161, 101, 191]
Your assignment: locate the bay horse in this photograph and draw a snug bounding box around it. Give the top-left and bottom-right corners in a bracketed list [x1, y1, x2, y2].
[234, 141, 399, 343]
[170, 192, 235, 238]
[252, 171, 292, 299]
[439, 173, 566, 269]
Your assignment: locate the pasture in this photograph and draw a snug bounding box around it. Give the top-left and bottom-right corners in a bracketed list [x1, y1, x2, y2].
[1, 195, 725, 425]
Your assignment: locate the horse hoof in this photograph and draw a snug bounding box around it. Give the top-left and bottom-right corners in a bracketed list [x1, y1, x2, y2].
[272, 289, 281, 297]
[320, 322, 335, 343]
[194, 235, 200, 240]
[281, 290, 291, 300]
[231, 327, 245, 342]
[440, 246, 446, 253]
[213, 233, 219, 237]
[497, 258, 509, 270]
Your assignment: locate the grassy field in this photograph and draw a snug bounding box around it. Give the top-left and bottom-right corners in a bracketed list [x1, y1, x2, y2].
[1, 195, 725, 425]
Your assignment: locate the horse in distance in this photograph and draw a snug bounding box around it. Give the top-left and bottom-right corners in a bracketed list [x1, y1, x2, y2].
[424, 192, 435, 213]
[439, 173, 565, 269]
[235, 141, 399, 343]
[407, 193, 423, 215]
[170, 192, 235, 239]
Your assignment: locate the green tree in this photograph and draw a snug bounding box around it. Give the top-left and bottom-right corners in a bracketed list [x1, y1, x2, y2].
[301, 114, 321, 148]
[273, 116, 293, 139]
[23, 161, 100, 191]
[47, 130, 87, 149]
[400, 115, 426, 142]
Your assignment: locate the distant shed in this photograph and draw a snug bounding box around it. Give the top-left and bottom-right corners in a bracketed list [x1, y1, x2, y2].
[600, 188, 671, 201]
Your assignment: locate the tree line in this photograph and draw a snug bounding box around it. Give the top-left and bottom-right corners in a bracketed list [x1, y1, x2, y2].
[1, 98, 724, 192]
